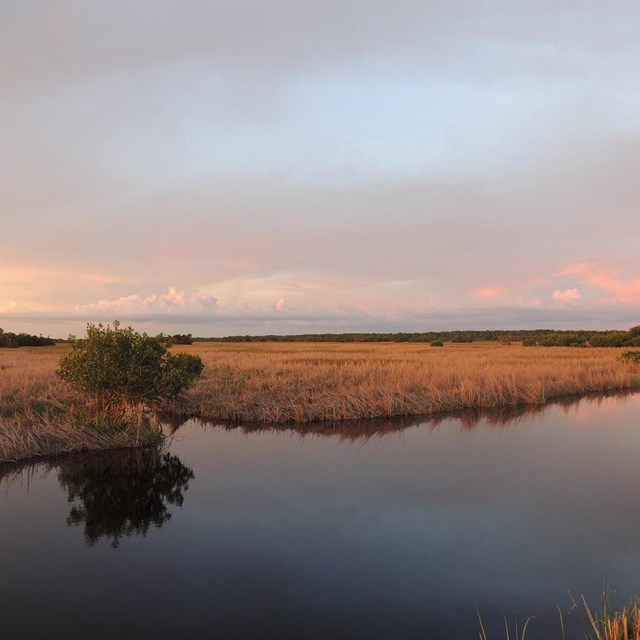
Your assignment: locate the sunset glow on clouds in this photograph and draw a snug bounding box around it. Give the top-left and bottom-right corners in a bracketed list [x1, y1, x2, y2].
[552, 289, 581, 304]
[555, 263, 640, 306]
[473, 287, 509, 299]
[2, 2, 640, 336]
[75, 288, 218, 314]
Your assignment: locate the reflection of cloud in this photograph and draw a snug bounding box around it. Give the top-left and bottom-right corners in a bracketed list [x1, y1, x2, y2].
[552, 288, 581, 304]
[75, 287, 217, 314]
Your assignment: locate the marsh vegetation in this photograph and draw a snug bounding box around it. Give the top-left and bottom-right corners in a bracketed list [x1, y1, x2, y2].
[181, 341, 640, 422]
[0, 323, 203, 462]
[2, 340, 640, 461]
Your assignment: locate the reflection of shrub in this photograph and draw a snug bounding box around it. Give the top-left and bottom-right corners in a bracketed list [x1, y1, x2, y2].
[57, 321, 204, 406]
[430, 340, 444, 347]
[621, 350, 640, 364]
[58, 448, 194, 547]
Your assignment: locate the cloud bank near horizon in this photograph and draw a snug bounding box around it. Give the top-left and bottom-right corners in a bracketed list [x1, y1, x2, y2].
[1, 2, 639, 336]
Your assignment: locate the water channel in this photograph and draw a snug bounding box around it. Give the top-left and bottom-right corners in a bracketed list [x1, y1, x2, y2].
[2, 393, 640, 639]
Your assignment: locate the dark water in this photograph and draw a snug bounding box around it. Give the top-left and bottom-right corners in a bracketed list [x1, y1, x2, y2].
[2, 394, 640, 639]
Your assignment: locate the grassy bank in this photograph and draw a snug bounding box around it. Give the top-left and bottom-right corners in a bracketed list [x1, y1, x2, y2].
[179, 341, 640, 422]
[0, 346, 162, 462]
[0, 414, 161, 463]
[2, 343, 640, 447]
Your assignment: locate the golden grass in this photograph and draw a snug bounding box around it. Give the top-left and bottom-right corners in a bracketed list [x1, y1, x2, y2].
[575, 593, 640, 640]
[1, 341, 639, 461]
[479, 591, 640, 639]
[0, 345, 161, 462]
[175, 341, 640, 422]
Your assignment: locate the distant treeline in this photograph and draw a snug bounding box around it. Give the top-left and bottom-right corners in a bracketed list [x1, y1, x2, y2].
[0, 328, 56, 348]
[3, 327, 640, 349]
[197, 326, 640, 347]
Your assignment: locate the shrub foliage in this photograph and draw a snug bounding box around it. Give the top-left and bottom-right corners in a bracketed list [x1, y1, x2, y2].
[621, 350, 640, 364]
[57, 322, 204, 403]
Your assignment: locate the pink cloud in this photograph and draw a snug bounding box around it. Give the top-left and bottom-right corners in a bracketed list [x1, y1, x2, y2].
[556, 263, 640, 305]
[472, 286, 508, 299]
[552, 288, 581, 304]
[75, 287, 218, 314]
[275, 298, 286, 311]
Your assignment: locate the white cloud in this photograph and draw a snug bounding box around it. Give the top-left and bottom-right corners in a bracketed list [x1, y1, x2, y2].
[75, 287, 217, 314]
[552, 288, 581, 304]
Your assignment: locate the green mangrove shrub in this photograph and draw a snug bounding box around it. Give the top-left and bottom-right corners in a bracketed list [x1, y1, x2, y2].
[57, 321, 204, 406]
[621, 350, 640, 365]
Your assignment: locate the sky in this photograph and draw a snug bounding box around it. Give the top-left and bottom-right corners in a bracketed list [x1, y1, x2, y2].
[2, 0, 640, 337]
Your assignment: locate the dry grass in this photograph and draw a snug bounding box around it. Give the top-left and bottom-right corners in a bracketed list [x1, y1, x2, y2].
[176, 341, 640, 422]
[0, 345, 161, 462]
[1, 342, 639, 460]
[574, 593, 640, 640]
[479, 590, 640, 639]
[0, 414, 160, 464]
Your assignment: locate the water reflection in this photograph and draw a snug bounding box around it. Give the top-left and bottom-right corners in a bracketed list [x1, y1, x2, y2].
[59, 448, 194, 547]
[2, 391, 640, 640]
[166, 390, 632, 440]
[1, 447, 194, 548]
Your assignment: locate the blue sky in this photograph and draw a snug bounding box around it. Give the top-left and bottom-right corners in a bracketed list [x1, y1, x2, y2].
[2, 1, 640, 336]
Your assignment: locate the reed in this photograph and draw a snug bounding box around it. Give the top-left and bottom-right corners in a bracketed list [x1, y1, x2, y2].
[0, 346, 162, 462]
[176, 342, 640, 422]
[477, 612, 534, 640]
[572, 591, 640, 640]
[2, 343, 640, 436]
[479, 591, 640, 639]
[0, 414, 160, 463]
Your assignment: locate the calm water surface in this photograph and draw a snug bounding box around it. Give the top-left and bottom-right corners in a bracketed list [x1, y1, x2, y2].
[3, 394, 640, 639]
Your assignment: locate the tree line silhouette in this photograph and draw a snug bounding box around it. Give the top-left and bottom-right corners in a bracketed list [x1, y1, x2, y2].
[199, 326, 640, 347]
[0, 328, 55, 348]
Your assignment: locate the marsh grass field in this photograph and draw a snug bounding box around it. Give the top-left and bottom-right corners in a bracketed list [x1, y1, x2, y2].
[183, 341, 640, 421]
[2, 340, 640, 462]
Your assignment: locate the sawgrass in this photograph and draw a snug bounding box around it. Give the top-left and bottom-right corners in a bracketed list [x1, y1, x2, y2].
[177, 341, 640, 422]
[1, 342, 639, 461]
[3, 342, 640, 424]
[479, 590, 640, 639]
[0, 346, 161, 462]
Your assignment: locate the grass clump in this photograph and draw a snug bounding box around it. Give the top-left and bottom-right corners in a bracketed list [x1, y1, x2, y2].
[0, 322, 204, 463]
[478, 612, 534, 639]
[479, 589, 640, 639]
[571, 590, 640, 640]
